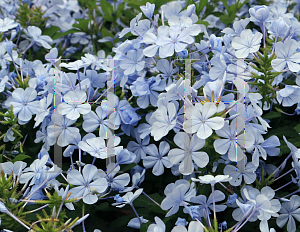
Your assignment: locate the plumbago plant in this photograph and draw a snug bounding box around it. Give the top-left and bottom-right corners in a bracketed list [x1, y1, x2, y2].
[2, 1, 300, 232]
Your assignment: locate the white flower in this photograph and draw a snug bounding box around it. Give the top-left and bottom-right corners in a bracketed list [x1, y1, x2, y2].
[191, 174, 232, 185]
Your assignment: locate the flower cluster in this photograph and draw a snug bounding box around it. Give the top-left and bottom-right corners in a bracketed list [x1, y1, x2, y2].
[1, 0, 300, 232]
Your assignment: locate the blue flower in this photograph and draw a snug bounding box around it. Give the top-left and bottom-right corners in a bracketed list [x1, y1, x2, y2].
[0, 75, 8, 92]
[114, 194, 124, 203]
[56, 186, 75, 210]
[168, 132, 209, 175]
[175, 217, 188, 226]
[143, 141, 173, 176]
[140, 2, 155, 19]
[119, 13, 142, 38]
[183, 102, 224, 140]
[267, 18, 289, 39]
[131, 76, 165, 108]
[249, 6, 270, 24]
[224, 159, 257, 186]
[213, 118, 255, 162]
[35, 124, 56, 151]
[161, 180, 196, 217]
[0, 161, 27, 179]
[177, 49, 188, 58]
[23, 26, 52, 49]
[151, 102, 178, 141]
[3, 126, 15, 142]
[0, 18, 18, 32]
[58, 90, 91, 120]
[3, 40, 15, 56]
[276, 85, 300, 107]
[156, 25, 194, 58]
[232, 29, 262, 58]
[67, 164, 108, 204]
[222, 18, 250, 36]
[209, 34, 223, 52]
[34, 93, 53, 128]
[142, 27, 165, 57]
[102, 94, 139, 129]
[185, 205, 201, 220]
[0, 201, 8, 213]
[146, 216, 166, 232]
[83, 70, 106, 88]
[60, 60, 89, 71]
[98, 163, 130, 191]
[276, 195, 300, 232]
[82, 105, 108, 137]
[161, 2, 182, 19]
[227, 193, 238, 206]
[78, 137, 107, 159]
[19, 155, 49, 186]
[248, 130, 280, 167]
[112, 188, 143, 208]
[156, 59, 178, 84]
[127, 131, 149, 163]
[219, 221, 227, 231]
[209, 55, 228, 81]
[45, 47, 58, 64]
[271, 39, 300, 72]
[120, 49, 145, 75]
[5, 87, 40, 124]
[47, 114, 80, 147]
[120, 107, 141, 125]
[128, 216, 148, 229]
[121, 167, 146, 193]
[189, 190, 227, 215]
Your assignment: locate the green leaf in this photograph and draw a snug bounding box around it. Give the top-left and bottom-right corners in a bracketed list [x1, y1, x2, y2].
[12, 154, 30, 163]
[202, 5, 214, 19]
[52, 28, 81, 40]
[116, 3, 125, 18]
[262, 111, 281, 120]
[96, 202, 109, 211]
[42, 26, 61, 37]
[124, 0, 148, 8]
[100, 27, 115, 48]
[197, 0, 208, 15]
[101, 0, 114, 21]
[294, 124, 300, 133]
[152, 0, 174, 10]
[220, 0, 229, 11]
[228, 4, 237, 15]
[211, 12, 223, 17]
[266, 126, 300, 139]
[101, 27, 114, 37]
[120, 163, 136, 172]
[140, 221, 151, 232]
[73, 18, 90, 32]
[109, 215, 132, 231]
[196, 20, 209, 27]
[220, 14, 234, 25]
[133, 193, 165, 214]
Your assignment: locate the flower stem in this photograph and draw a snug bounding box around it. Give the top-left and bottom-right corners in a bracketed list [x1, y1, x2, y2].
[130, 203, 142, 225]
[211, 184, 217, 220]
[196, 218, 209, 232]
[274, 180, 293, 192]
[141, 190, 160, 207]
[273, 168, 295, 182]
[283, 189, 300, 198]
